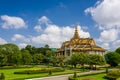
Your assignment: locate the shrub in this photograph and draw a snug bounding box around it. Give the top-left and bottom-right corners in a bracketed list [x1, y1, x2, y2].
[0, 65, 32, 69]
[0, 73, 5, 80]
[69, 76, 80, 80]
[106, 67, 108, 73]
[48, 70, 52, 75]
[106, 70, 120, 80]
[82, 78, 95, 80]
[73, 72, 77, 78]
[14, 68, 65, 74]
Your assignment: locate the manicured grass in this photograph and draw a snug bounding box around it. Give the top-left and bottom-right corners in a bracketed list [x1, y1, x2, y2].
[0, 67, 47, 80]
[0, 66, 82, 80]
[79, 73, 106, 80]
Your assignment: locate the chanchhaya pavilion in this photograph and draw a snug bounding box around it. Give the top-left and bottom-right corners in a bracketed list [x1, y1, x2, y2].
[56, 25, 106, 57]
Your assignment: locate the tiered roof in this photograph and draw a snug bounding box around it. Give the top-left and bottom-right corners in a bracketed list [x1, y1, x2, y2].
[57, 25, 105, 52]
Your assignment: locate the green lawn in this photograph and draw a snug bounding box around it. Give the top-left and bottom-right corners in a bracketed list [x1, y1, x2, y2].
[0, 66, 82, 80]
[78, 73, 106, 80]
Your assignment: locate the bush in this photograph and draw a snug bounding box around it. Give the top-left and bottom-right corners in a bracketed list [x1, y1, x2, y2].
[69, 76, 80, 80]
[14, 68, 65, 74]
[82, 78, 95, 80]
[73, 72, 77, 78]
[106, 70, 120, 80]
[48, 70, 52, 75]
[0, 73, 5, 80]
[0, 65, 32, 69]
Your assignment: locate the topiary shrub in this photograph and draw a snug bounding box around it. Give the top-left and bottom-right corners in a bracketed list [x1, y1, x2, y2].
[73, 72, 77, 78]
[69, 76, 80, 80]
[0, 73, 5, 80]
[14, 68, 65, 74]
[106, 70, 120, 80]
[82, 77, 95, 80]
[69, 72, 79, 80]
[48, 70, 52, 75]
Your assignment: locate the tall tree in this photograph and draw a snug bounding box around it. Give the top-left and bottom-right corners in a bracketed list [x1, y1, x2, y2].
[33, 53, 43, 64]
[78, 53, 87, 71]
[0, 43, 21, 65]
[21, 49, 32, 64]
[70, 53, 80, 68]
[25, 45, 37, 55]
[115, 47, 120, 54]
[44, 50, 53, 67]
[105, 52, 120, 67]
[0, 52, 7, 66]
[88, 54, 105, 69]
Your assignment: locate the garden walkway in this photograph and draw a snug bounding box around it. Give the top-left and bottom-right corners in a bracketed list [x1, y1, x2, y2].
[30, 70, 106, 80]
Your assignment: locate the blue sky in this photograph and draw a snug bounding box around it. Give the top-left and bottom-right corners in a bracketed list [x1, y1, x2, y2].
[0, 0, 120, 51]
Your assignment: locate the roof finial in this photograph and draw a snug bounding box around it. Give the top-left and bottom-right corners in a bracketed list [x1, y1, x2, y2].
[73, 24, 80, 39]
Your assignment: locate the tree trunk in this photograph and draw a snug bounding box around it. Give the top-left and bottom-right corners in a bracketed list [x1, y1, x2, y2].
[74, 64, 76, 69]
[82, 64, 85, 71]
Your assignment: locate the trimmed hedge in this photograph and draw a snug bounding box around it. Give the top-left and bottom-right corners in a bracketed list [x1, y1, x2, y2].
[0, 73, 5, 80]
[69, 76, 80, 80]
[14, 68, 65, 74]
[0, 65, 32, 69]
[82, 78, 95, 80]
[106, 70, 120, 80]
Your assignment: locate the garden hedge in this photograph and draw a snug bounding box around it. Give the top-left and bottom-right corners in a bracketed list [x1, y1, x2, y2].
[14, 68, 65, 74]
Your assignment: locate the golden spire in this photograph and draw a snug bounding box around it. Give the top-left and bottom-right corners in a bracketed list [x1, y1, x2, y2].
[73, 25, 80, 39]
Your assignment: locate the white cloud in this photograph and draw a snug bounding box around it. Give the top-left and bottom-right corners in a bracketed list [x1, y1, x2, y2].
[85, 0, 120, 50]
[0, 38, 7, 44]
[1, 15, 27, 29]
[19, 43, 28, 48]
[85, 0, 120, 29]
[34, 25, 42, 32]
[98, 29, 119, 42]
[9, 16, 90, 48]
[100, 43, 110, 50]
[112, 40, 120, 50]
[32, 16, 90, 48]
[12, 34, 30, 42]
[38, 16, 51, 24]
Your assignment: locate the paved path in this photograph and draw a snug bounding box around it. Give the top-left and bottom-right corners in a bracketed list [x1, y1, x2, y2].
[29, 70, 106, 80]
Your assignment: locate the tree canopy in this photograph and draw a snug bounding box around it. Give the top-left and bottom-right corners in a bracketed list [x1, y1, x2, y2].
[105, 52, 120, 67]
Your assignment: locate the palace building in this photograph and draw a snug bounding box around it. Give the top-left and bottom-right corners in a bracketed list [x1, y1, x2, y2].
[56, 25, 106, 57]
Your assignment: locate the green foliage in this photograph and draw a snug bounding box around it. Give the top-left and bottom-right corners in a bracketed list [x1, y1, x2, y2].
[69, 76, 79, 80]
[69, 53, 105, 70]
[73, 72, 77, 78]
[115, 47, 120, 54]
[0, 43, 54, 66]
[48, 70, 52, 75]
[106, 70, 120, 79]
[21, 50, 32, 64]
[14, 68, 65, 74]
[25, 45, 38, 55]
[55, 56, 65, 67]
[88, 54, 105, 70]
[82, 78, 95, 80]
[33, 53, 43, 64]
[70, 53, 80, 68]
[0, 52, 7, 66]
[88, 54, 105, 65]
[0, 65, 32, 69]
[0, 43, 21, 66]
[105, 52, 120, 67]
[0, 73, 5, 80]
[106, 67, 108, 73]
